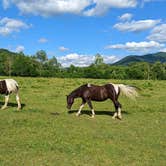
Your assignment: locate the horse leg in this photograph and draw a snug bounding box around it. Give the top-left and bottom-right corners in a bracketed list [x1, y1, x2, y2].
[112, 111, 118, 119]
[87, 100, 95, 118]
[111, 99, 118, 119]
[76, 100, 86, 116]
[16, 92, 21, 110]
[117, 105, 122, 119]
[112, 101, 122, 119]
[1, 95, 9, 110]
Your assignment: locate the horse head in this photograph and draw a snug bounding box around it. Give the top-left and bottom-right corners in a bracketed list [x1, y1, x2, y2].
[66, 95, 74, 110]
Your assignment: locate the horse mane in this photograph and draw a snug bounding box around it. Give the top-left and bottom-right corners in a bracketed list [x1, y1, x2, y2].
[69, 84, 88, 96]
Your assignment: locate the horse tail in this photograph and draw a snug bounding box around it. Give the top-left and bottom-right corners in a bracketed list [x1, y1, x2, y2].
[117, 84, 139, 100]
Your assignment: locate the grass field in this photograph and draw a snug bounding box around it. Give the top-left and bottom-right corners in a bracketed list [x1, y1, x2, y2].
[0, 77, 165, 166]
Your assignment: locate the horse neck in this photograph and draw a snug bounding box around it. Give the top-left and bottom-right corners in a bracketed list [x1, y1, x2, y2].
[70, 90, 79, 99]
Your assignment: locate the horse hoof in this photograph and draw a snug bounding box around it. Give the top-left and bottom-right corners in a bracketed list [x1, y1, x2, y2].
[1, 106, 7, 110]
[91, 115, 95, 118]
[112, 116, 116, 119]
[118, 115, 122, 120]
[118, 116, 122, 120]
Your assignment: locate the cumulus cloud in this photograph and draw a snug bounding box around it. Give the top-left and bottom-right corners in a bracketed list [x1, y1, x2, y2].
[103, 55, 119, 64]
[38, 38, 48, 43]
[15, 45, 25, 52]
[159, 48, 166, 52]
[118, 13, 133, 21]
[141, 0, 162, 7]
[0, 17, 29, 36]
[2, 0, 91, 16]
[142, 0, 162, 3]
[2, 0, 137, 17]
[2, 0, 10, 9]
[84, 0, 137, 16]
[147, 24, 166, 43]
[57, 53, 119, 67]
[105, 41, 165, 53]
[114, 19, 161, 32]
[59, 46, 69, 52]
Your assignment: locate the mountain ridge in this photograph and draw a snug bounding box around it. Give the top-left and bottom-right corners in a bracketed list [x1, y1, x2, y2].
[113, 52, 166, 65]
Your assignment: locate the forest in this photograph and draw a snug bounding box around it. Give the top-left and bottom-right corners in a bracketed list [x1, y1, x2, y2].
[0, 49, 166, 80]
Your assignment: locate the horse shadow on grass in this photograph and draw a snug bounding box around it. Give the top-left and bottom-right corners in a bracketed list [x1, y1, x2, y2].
[0, 102, 26, 109]
[68, 109, 129, 117]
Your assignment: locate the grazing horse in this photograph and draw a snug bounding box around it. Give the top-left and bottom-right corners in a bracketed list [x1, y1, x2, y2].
[0, 79, 21, 110]
[67, 83, 138, 119]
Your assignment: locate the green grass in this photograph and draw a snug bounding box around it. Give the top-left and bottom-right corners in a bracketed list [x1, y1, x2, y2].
[0, 77, 165, 166]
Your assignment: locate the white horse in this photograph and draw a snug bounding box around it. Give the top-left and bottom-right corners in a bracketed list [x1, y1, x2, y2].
[0, 79, 21, 110]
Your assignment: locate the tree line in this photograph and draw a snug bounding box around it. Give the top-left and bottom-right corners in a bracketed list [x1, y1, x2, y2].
[0, 49, 166, 80]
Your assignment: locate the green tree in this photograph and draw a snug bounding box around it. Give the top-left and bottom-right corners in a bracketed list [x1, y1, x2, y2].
[126, 62, 151, 79]
[94, 53, 104, 65]
[12, 53, 40, 76]
[48, 56, 61, 68]
[151, 62, 166, 79]
[35, 50, 47, 63]
[4, 55, 13, 76]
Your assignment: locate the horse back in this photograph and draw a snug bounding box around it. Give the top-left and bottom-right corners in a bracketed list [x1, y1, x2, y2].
[83, 84, 110, 101]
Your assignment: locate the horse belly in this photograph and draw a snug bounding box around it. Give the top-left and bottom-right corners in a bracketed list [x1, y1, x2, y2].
[91, 91, 108, 101]
[91, 97, 108, 101]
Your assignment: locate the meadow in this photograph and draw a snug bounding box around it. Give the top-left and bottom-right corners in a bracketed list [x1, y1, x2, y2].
[0, 77, 165, 166]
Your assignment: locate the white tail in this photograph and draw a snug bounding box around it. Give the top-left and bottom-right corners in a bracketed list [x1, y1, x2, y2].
[117, 84, 138, 100]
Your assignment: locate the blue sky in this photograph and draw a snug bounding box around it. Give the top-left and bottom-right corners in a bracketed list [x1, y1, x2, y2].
[0, 0, 166, 67]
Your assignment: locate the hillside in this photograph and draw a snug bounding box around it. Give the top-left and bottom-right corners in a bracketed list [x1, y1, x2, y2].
[114, 52, 166, 65]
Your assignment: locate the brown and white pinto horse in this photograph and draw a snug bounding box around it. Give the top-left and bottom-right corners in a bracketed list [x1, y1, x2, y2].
[0, 79, 21, 110]
[67, 83, 138, 119]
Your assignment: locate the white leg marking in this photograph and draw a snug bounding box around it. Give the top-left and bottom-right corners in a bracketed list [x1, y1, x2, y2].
[16, 93, 21, 110]
[91, 109, 95, 118]
[76, 104, 85, 116]
[1, 95, 9, 110]
[118, 107, 122, 119]
[112, 112, 118, 119]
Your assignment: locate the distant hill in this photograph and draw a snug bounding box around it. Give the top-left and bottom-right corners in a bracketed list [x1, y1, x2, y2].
[0, 48, 17, 56]
[113, 52, 166, 65]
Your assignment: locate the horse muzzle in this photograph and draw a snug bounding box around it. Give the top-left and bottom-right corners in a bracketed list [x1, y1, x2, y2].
[67, 105, 71, 110]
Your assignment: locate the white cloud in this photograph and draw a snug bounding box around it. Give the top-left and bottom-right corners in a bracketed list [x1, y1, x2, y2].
[3, 0, 137, 17]
[57, 53, 119, 67]
[38, 38, 48, 43]
[147, 24, 166, 43]
[159, 48, 166, 52]
[118, 13, 133, 21]
[141, 0, 163, 7]
[59, 46, 69, 52]
[142, 0, 161, 3]
[3, 0, 91, 17]
[114, 19, 161, 32]
[15, 45, 25, 52]
[84, 0, 137, 16]
[2, 0, 10, 9]
[103, 55, 119, 64]
[0, 17, 29, 36]
[105, 41, 165, 53]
